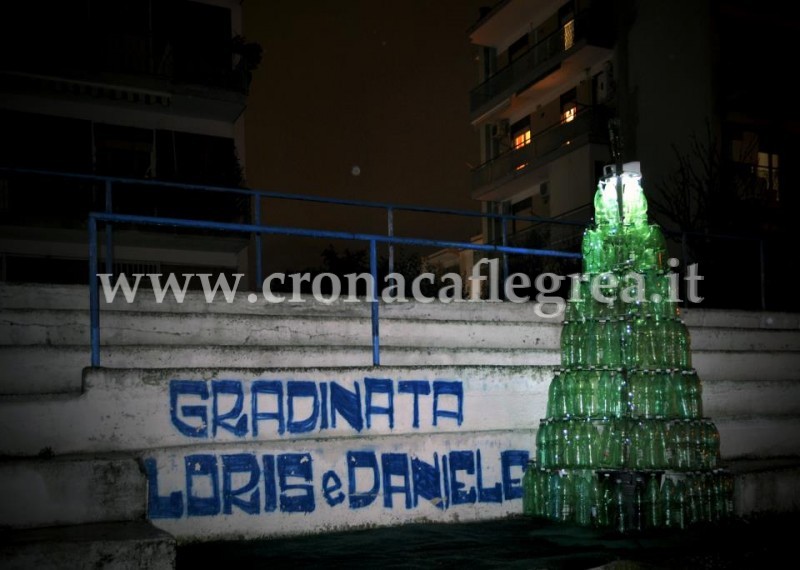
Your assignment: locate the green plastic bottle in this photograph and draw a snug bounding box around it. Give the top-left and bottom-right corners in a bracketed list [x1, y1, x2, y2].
[644, 475, 662, 529]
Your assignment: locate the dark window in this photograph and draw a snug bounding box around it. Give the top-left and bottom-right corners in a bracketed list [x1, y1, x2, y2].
[174, 1, 233, 87]
[511, 197, 533, 234]
[508, 34, 529, 62]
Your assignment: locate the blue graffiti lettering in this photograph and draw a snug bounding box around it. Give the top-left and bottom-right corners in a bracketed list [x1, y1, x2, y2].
[411, 453, 443, 509]
[322, 470, 346, 507]
[381, 453, 412, 509]
[476, 450, 502, 503]
[186, 454, 220, 516]
[347, 450, 379, 509]
[397, 381, 431, 428]
[222, 454, 260, 515]
[145, 448, 527, 520]
[433, 381, 463, 426]
[500, 450, 529, 500]
[365, 378, 394, 429]
[251, 381, 284, 436]
[278, 454, 315, 513]
[144, 458, 183, 518]
[170, 380, 208, 438]
[448, 450, 476, 505]
[212, 380, 248, 437]
[287, 381, 319, 434]
[146, 453, 315, 518]
[168, 378, 464, 439]
[330, 381, 363, 432]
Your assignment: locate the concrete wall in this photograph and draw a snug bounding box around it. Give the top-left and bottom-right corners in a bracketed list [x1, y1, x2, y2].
[1, 283, 799, 543]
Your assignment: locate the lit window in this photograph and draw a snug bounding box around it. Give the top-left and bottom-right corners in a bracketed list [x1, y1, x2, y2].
[562, 104, 577, 123]
[731, 131, 780, 201]
[514, 129, 531, 149]
[757, 151, 780, 198]
[563, 19, 575, 50]
[515, 163, 528, 171]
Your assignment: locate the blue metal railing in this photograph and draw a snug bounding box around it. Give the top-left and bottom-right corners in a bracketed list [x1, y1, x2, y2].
[0, 166, 586, 283]
[87, 212, 581, 368]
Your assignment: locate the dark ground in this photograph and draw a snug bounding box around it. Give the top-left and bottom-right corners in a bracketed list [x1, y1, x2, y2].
[178, 513, 797, 569]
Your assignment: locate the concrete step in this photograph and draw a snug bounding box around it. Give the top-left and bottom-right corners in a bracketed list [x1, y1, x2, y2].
[3, 305, 799, 351]
[728, 457, 800, 515]
[0, 366, 551, 456]
[2, 343, 800, 396]
[0, 458, 145, 529]
[1, 365, 798, 459]
[704, 378, 800, 419]
[4, 283, 799, 330]
[0, 345, 562, 395]
[0, 309, 562, 349]
[0, 521, 175, 570]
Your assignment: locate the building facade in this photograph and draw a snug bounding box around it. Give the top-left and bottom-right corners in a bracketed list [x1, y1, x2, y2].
[469, 0, 614, 254]
[467, 0, 798, 309]
[0, 0, 257, 284]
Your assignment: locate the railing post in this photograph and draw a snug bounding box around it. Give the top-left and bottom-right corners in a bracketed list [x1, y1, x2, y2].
[254, 194, 263, 287]
[370, 239, 380, 367]
[501, 215, 509, 294]
[89, 216, 100, 367]
[759, 238, 766, 310]
[681, 231, 689, 309]
[387, 207, 395, 276]
[104, 180, 113, 276]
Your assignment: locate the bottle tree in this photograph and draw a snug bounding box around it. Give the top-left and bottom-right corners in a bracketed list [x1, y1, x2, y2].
[523, 165, 734, 531]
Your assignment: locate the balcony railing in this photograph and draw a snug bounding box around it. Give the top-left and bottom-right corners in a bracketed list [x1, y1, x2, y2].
[728, 161, 780, 203]
[472, 105, 610, 193]
[470, 9, 611, 115]
[1, 29, 253, 94]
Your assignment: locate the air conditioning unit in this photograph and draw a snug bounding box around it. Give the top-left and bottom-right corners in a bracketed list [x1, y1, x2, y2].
[596, 62, 614, 102]
[491, 120, 510, 139]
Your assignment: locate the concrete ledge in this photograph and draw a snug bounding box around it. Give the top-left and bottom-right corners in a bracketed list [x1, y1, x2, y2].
[728, 458, 800, 515]
[0, 366, 552, 456]
[3, 283, 798, 328]
[4, 344, 800, 396]
[0, 458, 145, 529]
[0, 521, 175, 570]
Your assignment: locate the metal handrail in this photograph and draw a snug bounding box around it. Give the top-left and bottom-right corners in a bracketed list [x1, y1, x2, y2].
[0, 166, 588, 284]
[87, 212, 582, 368]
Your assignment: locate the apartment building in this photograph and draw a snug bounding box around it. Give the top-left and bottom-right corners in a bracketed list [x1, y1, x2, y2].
[468, 0, 796, 246]
[0, 0, 257, 284]
[469, 0, 614, 253]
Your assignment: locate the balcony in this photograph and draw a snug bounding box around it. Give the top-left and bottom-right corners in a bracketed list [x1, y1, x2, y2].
[0, 1, 255, 123]
[471, 105, 610, 199]
[470, 9, 613, 122]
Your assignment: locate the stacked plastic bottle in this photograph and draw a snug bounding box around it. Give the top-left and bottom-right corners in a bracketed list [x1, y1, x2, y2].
[523, 166, 734, 531]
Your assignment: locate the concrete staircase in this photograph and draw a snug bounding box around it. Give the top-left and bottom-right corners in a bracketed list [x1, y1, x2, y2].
[1, 282, 799, 566]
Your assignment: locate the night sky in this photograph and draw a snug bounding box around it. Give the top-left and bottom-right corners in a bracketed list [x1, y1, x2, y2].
[243, 0, 486, 272]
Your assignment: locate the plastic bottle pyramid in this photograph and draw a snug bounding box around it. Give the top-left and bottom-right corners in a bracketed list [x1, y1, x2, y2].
[523, 165, 734, 531]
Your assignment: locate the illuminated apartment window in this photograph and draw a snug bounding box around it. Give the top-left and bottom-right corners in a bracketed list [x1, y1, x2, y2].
[731, 132, 780, 201]
[514, 129, 531, 149]
[563, 19, 575, 50]
[757, 151, 780, 199]
[562, 104, 577, 123]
